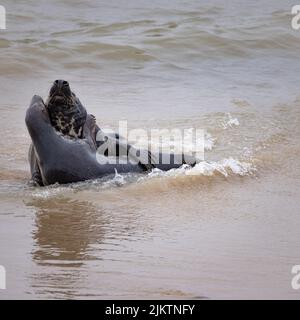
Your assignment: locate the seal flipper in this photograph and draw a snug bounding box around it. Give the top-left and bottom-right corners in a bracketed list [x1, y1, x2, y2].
[82, 114, 98, 151]
[28, 143, 44, 186]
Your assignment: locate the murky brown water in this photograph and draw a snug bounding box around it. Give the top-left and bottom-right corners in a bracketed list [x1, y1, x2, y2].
[0, 0, 300, 299]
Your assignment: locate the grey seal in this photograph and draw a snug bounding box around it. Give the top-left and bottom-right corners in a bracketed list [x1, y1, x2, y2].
[26, 95, 197, 186]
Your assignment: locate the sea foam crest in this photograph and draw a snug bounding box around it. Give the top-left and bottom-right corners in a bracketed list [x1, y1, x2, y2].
[146, 157, 255, 179]
[222, 113, 240, 129]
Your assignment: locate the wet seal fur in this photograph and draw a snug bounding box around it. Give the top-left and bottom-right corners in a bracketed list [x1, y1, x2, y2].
[26, 95, 197, 186]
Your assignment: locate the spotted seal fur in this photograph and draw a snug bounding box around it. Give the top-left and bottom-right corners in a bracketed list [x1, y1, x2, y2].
[45, 80, 87, 139]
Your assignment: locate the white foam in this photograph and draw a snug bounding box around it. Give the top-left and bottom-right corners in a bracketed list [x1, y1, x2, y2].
[111, 168, 126, 186]
[222, 113, 240, 129]
[29, 158, 254, 198]
[143, 157, 255, 180]
[31, 184, 68, 199]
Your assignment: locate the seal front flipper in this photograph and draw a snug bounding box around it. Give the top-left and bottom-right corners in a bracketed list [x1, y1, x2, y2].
[28, 144, 43, 186]
[27, 96, 47, 186]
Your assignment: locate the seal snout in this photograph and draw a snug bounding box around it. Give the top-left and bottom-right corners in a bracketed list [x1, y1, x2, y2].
[54, 79, 69, 89]
[49, 79, 71, 98]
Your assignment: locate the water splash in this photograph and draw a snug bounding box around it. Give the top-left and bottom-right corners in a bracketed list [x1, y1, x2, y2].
[222, 113, 240, 129]
[141, 157, 255, 180]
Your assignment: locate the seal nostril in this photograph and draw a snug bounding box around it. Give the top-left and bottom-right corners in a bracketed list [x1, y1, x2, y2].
[63, 81, 69, 86]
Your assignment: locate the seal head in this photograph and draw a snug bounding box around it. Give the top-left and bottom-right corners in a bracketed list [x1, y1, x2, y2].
[46, 80, 87, 138]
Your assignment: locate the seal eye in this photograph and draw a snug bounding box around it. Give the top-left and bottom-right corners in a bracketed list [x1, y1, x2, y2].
[63, 81, 69, 86]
